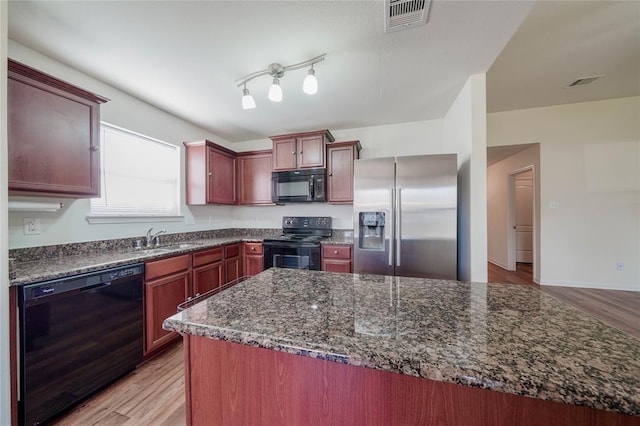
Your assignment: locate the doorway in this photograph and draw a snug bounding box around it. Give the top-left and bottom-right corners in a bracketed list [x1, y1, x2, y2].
[508, 166, 535, 278]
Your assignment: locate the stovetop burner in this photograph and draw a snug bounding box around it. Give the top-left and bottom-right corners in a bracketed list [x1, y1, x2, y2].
[263, 216, 332, 245]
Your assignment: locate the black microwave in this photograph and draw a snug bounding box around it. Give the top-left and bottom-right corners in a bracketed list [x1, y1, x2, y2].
[272, 168, 326, 203]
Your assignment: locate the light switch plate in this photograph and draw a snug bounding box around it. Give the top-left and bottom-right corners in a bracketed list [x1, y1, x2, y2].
[24, 218, 41, 235]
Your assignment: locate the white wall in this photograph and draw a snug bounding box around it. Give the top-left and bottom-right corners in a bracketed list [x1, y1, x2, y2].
[487, 145, 541, 282]
[1, 3, 11, 424]
[444, 74, 488, 282]
[488, 97, 640, 291]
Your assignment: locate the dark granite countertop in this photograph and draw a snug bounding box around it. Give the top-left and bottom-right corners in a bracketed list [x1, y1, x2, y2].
[9, 234, 278, 286]
[164, 268, 640, 416]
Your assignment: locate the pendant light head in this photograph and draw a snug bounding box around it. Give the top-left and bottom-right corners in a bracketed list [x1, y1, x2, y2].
[241, 85, 256, 109]
[303, 65, 318, 95]
[268, 77, 283, 102]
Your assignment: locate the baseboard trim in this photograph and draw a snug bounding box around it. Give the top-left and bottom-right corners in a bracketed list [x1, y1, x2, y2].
[488, 258, 512, 271]
[540, 279, 639, 292]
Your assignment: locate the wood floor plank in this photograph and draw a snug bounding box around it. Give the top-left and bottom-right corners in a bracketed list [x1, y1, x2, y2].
[51, 341, 186, 426]
[488, 262, 640, 339]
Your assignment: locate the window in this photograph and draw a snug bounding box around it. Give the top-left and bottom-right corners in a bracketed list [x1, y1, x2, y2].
[89, 123, 181, 221]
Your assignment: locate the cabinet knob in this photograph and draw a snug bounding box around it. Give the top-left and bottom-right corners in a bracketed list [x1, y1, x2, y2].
[251, 246, 256, 251]
[292, 151, 296, 155]
[299, 151, 303, 154]
[334, 250, 338, 254]
[90, 145, 100, 152]
[208, 172, 212, 176]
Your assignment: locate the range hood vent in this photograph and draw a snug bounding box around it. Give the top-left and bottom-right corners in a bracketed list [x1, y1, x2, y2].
[385, 0, 431, 33]
[568, 75, 603, 87]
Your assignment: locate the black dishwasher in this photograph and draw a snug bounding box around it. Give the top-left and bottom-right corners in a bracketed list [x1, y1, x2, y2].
[18, 263, 144, 426]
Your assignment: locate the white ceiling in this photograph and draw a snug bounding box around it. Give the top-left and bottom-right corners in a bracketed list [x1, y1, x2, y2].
[487, 0, 640, 113]
[7, 1, 639, 143]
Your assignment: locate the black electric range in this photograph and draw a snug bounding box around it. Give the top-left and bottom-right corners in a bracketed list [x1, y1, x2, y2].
[263, 216, 332, 270]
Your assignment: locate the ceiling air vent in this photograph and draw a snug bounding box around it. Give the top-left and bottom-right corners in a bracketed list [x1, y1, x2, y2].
[385, 0, 431, 33]
[568, 75, 603, 87]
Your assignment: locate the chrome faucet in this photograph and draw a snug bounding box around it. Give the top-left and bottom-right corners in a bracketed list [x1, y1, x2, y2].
[145, 228, 166, 248]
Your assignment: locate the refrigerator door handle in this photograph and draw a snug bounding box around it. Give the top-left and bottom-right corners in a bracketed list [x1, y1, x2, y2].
[389, 188, 394, 266]
[396, 188, 401, 266]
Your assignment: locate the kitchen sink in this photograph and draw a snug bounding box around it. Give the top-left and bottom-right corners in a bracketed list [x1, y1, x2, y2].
[132, 242, 204, 255]
[157, 242, 204, 250]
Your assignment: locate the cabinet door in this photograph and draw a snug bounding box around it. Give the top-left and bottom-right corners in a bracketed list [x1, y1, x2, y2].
[327, 145, 355, 203]
[145, 271, 190, 355]
[245, 255, 264, 276]
[225, 257, 242, 283]
[298, 135, 325, 168]
[207, 147, 236, 204]
[273, 138, 297, 170]
[237, 152, 273, 205]
[8, 70, 102, 196]
[321, 259, 352, 273]
[193, 262, 224, 295]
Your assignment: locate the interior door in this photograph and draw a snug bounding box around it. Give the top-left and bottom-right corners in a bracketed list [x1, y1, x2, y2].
[515, 171, 533, 263]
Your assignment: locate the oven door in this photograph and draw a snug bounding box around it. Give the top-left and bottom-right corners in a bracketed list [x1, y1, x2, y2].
[263, 242, 321, 271]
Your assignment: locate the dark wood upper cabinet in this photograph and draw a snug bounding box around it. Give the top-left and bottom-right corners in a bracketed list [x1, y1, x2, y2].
[270, 130, 334, 171]
[327, 140, 361, 204]
[184, 140, 237, 205]
[8, 59, 109, 197]
[236, 150, 273, 205]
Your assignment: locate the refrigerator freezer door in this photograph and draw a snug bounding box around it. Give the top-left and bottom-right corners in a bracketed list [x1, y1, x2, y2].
[395, 154, 457, 279]
[353, 157, 395, 276]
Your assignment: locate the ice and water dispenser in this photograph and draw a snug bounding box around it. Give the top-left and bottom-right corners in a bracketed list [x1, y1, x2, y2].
[358, 212, 385, 250]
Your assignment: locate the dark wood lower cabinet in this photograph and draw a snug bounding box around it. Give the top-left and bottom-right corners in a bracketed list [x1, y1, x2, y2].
[321, 244, 353, 273]
[144, 271, 190, 355]
[225, 243, 242, 282]
[192, 247, 225, 295]
[243, 242, 264, 276]
[184, 336, 638, 426]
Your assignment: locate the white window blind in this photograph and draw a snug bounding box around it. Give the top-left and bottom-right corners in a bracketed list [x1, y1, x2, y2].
[90, 123, 180, 217]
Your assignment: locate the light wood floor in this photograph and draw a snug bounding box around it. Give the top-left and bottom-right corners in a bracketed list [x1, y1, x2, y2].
[51, 342, 186, 426]
[488, 262, 640, 339]
[51, 266, 638, 425]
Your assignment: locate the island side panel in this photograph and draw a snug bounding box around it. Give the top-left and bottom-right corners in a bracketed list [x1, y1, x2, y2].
[186, 336, 640, 426]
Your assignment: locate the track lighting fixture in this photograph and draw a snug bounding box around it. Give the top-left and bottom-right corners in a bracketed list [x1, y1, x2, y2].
[236, 54, 325, 109]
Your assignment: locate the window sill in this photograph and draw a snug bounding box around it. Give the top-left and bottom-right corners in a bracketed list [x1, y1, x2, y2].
[86, 215, 184, 224]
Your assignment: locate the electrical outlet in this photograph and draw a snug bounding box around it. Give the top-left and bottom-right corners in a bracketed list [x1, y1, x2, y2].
[24, 218, 41, 235]
[549, 201, 560, 209]
[616, 262, 624, 271]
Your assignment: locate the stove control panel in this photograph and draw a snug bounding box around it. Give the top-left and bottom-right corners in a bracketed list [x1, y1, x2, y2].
[282, 216, 332, 230]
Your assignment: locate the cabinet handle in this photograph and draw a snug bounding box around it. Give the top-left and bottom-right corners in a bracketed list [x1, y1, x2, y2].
[90, 145, 100, 151]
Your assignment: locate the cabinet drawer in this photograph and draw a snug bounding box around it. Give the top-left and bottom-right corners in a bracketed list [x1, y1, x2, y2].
[322, 245, 352, 260]
[244, 242, 263, 255]
[145, 254, 191, 281]
[225, 243, 241, 258]
[193, 247, 224, 267]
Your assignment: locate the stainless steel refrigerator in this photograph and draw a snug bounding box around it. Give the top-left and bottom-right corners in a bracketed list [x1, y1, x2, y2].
[353, 154, 457, 279]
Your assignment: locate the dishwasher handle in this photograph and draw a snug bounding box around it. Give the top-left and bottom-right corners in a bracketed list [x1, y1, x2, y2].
[20, 263, 144, 305]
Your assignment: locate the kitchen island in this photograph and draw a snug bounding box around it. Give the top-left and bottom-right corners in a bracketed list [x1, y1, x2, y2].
[164, 268, 640, 425]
